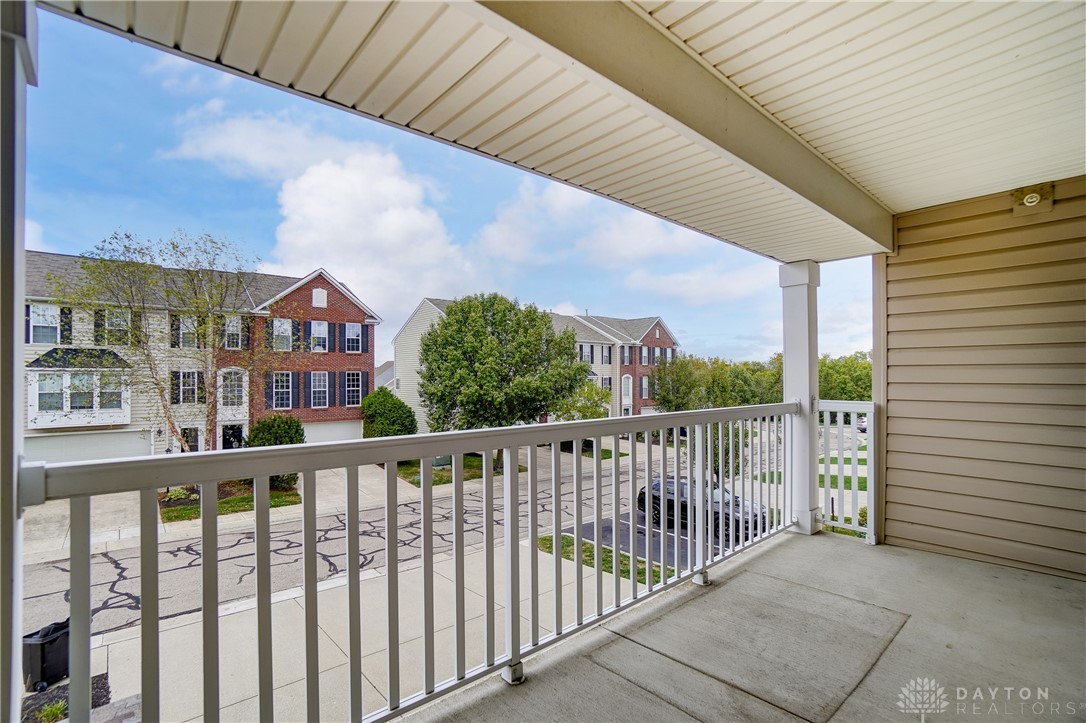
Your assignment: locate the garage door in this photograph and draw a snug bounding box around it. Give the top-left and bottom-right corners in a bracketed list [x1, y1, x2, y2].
[302, 421, 363, 443]
[23, 429, 153, 463]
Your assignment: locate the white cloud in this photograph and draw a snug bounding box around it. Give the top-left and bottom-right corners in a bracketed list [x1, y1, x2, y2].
[24, 219, 56, 252]
[474, 178, 593, 263]
[625, 260, 779, 306]
[548, 301, 582, 317]
[144, 53, 234, 94]
[576, 211, 709, 267]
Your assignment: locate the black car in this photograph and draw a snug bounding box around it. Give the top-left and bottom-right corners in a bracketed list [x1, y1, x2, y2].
[636, 476, 767, 540]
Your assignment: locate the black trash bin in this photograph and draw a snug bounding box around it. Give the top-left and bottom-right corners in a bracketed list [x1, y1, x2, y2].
[23, 618, 69, 692]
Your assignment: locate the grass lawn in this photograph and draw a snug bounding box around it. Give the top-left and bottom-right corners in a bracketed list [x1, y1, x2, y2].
[820, 457, 867, 466]
[596, 447, 629, 461]
[538, 533, 672, 585]
[761, 472, 868, 492]
[400, 453, 527, 488]
[159, 483, 301, 523]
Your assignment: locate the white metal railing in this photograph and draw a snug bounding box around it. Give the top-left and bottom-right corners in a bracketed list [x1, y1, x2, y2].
[814, 399, 875, 542]
[18, 402, 797, 722]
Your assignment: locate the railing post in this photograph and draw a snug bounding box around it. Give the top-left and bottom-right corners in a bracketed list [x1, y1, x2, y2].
[501, 446, 524, 684]
[1, 4, 36, 718]
[780, 260, 822, 535]
[692, 423, 709, 585]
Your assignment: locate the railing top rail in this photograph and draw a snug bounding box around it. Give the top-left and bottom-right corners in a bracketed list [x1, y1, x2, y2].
[815, 399, 873, 413]
[28, 402, 799, 501]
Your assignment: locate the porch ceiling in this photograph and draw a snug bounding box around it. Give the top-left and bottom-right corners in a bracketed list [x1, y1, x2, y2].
[37, 1, 1085, 263]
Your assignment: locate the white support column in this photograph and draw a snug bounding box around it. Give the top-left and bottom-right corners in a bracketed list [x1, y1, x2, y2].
[1, 2, 36, 719]
[780, 260, 821, 535]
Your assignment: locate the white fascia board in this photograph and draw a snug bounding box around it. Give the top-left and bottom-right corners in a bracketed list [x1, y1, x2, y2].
[390, 298, 447, 345]
[471, 1, 893, 253]
[254, 268, 383, 323]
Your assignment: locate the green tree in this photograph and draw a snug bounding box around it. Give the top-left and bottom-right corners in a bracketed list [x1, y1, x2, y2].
[418, 294, 588, 464]
[245, 414, 306, 490]
[818, 351, 872, 401]
[360, 387, 418, 438]
[649, 353, 705, 412]
[551, 378, 611, 422]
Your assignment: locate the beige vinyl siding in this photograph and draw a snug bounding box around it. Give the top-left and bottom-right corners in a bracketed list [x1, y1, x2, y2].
[877, 175, 1086, 580]
[393, 300, 444, 434]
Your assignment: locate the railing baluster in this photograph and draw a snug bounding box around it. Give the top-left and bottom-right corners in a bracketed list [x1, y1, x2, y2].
[759, 416, 766, 539]
[421, 458, 435, 695]
[822, 408, 831, 524]
[837, 411, 845, 528]
[453, 454, 465, 679]
[659, 429, 668, 581]
[611, 433, 621, 609]
[302, 470, 319, 720]
[851, 413, 860, 530]
[254, 475, 273, 722]
[141, 487, 160, 722]
[642, 434, 651, 594]
[739, 419, 747, 550]
[550, 441, 562, 637]
[527, 445, 539, 647]
[694, 424, 706, 582]
[593, 437, 603, 618]
[385, 460, 400, 710]
[197, 483, 215, 722]
[672, 427, 681, 575]
[346, 465, 363, 720]
[502, 446, 522, 683]
[708, 423, 718, 559]
[483, 449, 494, 667]
[572, 437, 583, 626]
[69, 496, 91, 722]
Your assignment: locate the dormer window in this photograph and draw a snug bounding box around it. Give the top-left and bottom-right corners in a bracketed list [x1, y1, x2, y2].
[312, 288, 327, 308]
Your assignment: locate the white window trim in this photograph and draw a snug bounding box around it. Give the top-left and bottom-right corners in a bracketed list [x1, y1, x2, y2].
[621, 374, 632, 403]
[640, 375, 649, 399]
[311, 371, 329, 408]
[180, 370, 198, 405]
[27, 370, 131, 428]
[273, 371, 292, 410]
[30, 303, 61, 345]
[346, 371, 362, 406]
[640, 346, 648, 365]
[179, 315, 200, 349]
[345, 323, 362, 354]
[312, 288, 328, 308]
[224, 315, 243, 350]
[272, 318, 292, 352]
[219, 368, 247, 410]
[311, 321, 328, 353]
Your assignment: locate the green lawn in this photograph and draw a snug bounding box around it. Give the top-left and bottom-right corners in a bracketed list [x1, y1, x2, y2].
[595, 447, 629, 461]
[160, 489, 301, 522]
[820, 457, 867, 466]
[400, 453, 527, 488]
[761, 472, 868, 492]
[538, 533, 672, 585]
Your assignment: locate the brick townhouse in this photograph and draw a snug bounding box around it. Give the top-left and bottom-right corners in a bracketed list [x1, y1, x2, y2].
[393, 298, 679, 432]
[22, 251, 379, 463]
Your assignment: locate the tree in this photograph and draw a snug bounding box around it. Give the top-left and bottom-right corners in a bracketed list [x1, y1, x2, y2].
[360, 387, 418, 438]
[550, 378, 610, 422]
[819, 351, 872, 402]
[245, 414, 306, 490]
[649, 354, 705, 412]
[418, 293, 588, 435]
[48, 231, 288, 452]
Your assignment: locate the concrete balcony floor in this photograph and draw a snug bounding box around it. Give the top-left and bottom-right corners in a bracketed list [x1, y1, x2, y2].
[410, 532, 1086, 723]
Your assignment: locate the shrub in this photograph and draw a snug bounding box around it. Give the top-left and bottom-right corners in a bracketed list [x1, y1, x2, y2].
[858, 506, 868, 528]
[245, 414, 306, 490]
[360, 387, 418, 438]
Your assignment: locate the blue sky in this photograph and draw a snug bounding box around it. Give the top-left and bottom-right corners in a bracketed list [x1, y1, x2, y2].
[26, 10, 873, 364]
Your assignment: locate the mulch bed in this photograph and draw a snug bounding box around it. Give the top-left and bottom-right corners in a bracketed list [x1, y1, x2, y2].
[20, 672, 110, 723]
[157, 480, 252, 509]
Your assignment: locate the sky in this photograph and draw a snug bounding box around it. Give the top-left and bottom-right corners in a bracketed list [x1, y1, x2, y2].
[25, 10, 873, 365]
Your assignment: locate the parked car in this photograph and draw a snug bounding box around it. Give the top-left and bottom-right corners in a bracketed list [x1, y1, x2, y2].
[856, 414, 868, 433]
[636, 476, 767, 540]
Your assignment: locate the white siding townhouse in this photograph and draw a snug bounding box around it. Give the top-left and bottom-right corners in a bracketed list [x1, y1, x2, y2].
[392, 298, 680, 432]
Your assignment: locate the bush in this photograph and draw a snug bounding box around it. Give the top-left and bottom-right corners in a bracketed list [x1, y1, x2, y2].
[858, 506, 868, 528]
[360, 387, 417, 438]
[245, 414, 306, 490]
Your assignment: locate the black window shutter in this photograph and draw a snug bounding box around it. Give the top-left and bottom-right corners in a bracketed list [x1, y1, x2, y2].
[24, 305, 30, 343]
[241, 317, 251, 349]
[362, 325, 369, 353]
[328, 375, 337, 407]
[303, 372, 311, 408]
[170, 371, 181, 405]
[339, 372, 347, 406]
[362, 371, 370, 398]
[328, 323, 337, 352]
[265, 318, 273, 350]
[197, 372, 206, 404]
[129, 311, 141, 346]
[93, 310, 105, 345]
[291, 372, 300, 408]
[170, 314, 180, 348]
[265, 372, 273, 409]
[213, 314, 225, 348]
[304, 321, 312, 351]
[337, 324, 346, 352]
[292, 321, 301, 351]
[591, 345, 595, 364]
[60, 308, 72, 344]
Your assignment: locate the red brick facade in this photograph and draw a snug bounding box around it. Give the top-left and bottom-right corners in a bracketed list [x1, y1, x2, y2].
[620, 320, 677, 415]
[243, 274, 375, 425]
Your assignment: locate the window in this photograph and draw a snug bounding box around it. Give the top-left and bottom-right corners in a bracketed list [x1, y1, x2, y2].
[310, 321, 328, 352]
[621, 375, 632, 402]
[224, 316, 242, 350]
[312, 288, 327, 307]
[104, 309, 129, 345]
[273, 372, 292, 409]
[345, 323, 362, 353]
[311, 371, 328, 408]
[180, 316, 199, 348]
[272, 318, 292, 352]
[621, 346, 630, 365]
[37, 373, 63, 411]
[100, 373, 123, 410]
[69, 373, 95, 410]
[655, 328, 660, 338]
[640, 346, 648, 365]
[346, 371, 362, 406]
[180, 371, 198, 404]
[602, 346, 611, 365]
[222, 370, 244, 408]
[641, 376, 649, 399]
[31, 304, 60, 344]
[602, 376, 612, 391]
